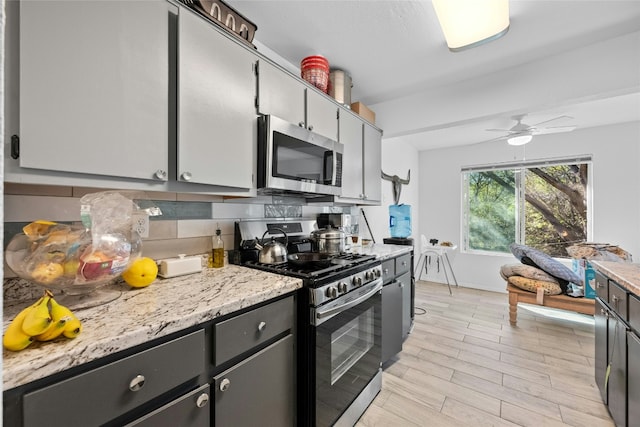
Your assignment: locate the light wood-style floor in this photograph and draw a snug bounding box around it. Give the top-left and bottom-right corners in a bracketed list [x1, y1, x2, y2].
[357, 280, 613, 427]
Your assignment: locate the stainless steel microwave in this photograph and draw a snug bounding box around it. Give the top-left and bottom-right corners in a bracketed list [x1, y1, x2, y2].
[257, 115, 343, 196]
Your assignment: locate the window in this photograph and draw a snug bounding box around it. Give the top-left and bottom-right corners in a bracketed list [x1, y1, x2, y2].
[462, 156, 591, 258]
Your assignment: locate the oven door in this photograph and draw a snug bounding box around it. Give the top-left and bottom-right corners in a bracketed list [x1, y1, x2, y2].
[313, 280, 382, 427]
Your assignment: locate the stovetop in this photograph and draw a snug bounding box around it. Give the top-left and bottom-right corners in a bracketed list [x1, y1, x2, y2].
[239, 253, 378, 287]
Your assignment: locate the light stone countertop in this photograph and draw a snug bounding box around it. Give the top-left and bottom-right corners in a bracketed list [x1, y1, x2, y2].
[2, 265, 302, 391]
[591, 260, 640, 296]
[349, 243, 413, 261]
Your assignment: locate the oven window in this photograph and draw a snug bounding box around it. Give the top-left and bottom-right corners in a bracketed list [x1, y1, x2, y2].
[330, 307, 374, 385]
[273, 131, 333, 184]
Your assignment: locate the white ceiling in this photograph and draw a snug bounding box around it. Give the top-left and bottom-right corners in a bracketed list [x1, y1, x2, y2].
[226, 0, 640, 150]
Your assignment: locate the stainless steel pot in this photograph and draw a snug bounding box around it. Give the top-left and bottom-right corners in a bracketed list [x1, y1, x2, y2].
[310, 227, 345, 254]
[255, 228, 288, 264]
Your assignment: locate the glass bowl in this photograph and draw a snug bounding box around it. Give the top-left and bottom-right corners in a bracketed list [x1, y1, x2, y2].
[5, 226, 141, 309]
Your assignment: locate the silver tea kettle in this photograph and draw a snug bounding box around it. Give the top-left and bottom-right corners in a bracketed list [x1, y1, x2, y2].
[255, 228, 288, 264]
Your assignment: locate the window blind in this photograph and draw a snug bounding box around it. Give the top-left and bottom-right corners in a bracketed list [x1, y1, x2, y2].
[461, 155, 592, 173]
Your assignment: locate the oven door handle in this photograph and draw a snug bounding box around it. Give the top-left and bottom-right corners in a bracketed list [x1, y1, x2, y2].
[316, 281, 382, 321]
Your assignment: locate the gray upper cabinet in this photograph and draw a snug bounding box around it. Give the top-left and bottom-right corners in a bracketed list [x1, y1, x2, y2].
[257, 60, 306, 126]
[338, 111, 364, 200]
[257, 60, 338, 141]
[335, 111, 382, 205]
[306, 88, 339, 141]
[18, 1, 170, 181]
[363, 122, 382, 203]
[177, 9, 257, 189]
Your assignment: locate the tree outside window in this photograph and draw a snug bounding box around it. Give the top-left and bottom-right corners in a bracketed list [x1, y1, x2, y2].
[463, 158, 590, 258]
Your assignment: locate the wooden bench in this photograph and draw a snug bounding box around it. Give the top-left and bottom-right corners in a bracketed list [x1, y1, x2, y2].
[507, 284, 595, 325]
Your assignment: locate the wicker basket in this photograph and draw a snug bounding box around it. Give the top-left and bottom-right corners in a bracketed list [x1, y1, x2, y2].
[301, 55, 330, 93]
[186, 0, 257, 47]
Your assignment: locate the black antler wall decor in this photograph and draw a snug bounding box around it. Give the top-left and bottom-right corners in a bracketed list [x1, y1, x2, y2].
[381, 169, 410, 205]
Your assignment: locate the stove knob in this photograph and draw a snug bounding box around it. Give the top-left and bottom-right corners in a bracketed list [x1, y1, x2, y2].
[373, 269, 381, 278]
[338, 282, 348, 293]
[352, 276, 362, 287]
[326, 286, 338, 298]
[365, 271, 373, 281]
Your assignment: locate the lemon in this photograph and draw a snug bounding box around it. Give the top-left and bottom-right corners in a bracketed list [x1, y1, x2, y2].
[122, 257, 158, 288]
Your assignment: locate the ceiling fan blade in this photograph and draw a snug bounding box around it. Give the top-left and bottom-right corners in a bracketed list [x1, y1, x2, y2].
[533, 125, 577, 135]
[485, 128, 515, 132]
[476, 135, 509, 144]
[531, 115, 573, 127]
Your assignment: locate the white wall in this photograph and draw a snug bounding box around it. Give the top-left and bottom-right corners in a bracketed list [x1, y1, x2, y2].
[360, 138, 420, 246]
[416, 121, 640, 292]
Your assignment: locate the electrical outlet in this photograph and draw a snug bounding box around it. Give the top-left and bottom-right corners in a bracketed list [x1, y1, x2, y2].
[132, 212, 150, 238]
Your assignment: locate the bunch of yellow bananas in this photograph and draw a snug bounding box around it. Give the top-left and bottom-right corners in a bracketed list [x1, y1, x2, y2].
[3, 290, 82, 352]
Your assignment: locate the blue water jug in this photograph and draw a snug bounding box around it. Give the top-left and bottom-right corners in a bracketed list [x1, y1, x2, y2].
[389, 204, 411, 238]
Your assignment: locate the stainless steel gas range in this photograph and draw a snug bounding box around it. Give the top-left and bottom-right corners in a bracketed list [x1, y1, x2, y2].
[234, 219, 382, 427]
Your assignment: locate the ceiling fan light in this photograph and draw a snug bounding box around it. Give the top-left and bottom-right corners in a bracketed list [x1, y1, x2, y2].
[507, 134, 533, 146]
[432, 0, 510, 52]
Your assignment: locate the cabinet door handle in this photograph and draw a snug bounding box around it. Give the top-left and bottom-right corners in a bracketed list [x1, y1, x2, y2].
[196, 392, 209, 408]
[258, 321, 267, 332]
[308, 124, 314, 131]
[129, 375, 146, 392]
[402, 261, 407, 266]
[298, 121, 305, 128]
[181, 172, 193, 181]
[596, 282, 604, 289]
[154, 169, 167, 180]
[383, 268, 389, 274]
[220, 378, 231, 392]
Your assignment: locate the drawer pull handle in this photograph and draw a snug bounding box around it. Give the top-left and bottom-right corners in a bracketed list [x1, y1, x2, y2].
[383, 268, 389, 274]
[196, 392, 209, 408]
[596, 283, 604, 289]
[402, 261, 407, 266]
[129, 375, 146, 392]
[258, 321, 267, 332]
[220, 378, 231, 392]
[612, 295, 619, 306]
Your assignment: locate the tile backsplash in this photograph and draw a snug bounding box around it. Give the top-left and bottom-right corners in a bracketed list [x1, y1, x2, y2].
[3, 183, 354, 280]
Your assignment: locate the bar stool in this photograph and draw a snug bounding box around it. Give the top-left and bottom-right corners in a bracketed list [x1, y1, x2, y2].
[415, 236, 459, 295]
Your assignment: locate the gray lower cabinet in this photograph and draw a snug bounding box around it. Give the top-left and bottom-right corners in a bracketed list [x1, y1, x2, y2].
[594, 298, 608, 404]
[381, 252, 414, 365]
[381, 280, 403, 363]
[594, 271, 638, 427]
[398, 271, 412, 338]
[607, 311, 627, 427]
[628, 331, 640, 426]
[212, 295, 296, 425]
[125, 384, 210, 427]
[22, 330, 206, 427]
[214, 335, 295, 426]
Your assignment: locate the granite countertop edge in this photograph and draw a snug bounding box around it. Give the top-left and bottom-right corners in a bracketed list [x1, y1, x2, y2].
[351, 243, 414, 261]
[2, 265, 302, 391]
[3, 245, 412, 390]
[590, 260, 640, 297]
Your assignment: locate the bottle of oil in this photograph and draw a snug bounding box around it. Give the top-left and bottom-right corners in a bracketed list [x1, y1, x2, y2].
[212, 226, 225, 268]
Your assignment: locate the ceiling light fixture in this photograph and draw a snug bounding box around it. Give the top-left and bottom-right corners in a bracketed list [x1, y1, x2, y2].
[507, 134, 533, 146]
[432, 0, 510, 52]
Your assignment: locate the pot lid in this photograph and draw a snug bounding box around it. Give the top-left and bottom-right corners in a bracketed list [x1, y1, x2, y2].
[311, 228, 345, 239]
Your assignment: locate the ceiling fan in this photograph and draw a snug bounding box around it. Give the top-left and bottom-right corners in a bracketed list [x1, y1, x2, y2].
[485, 114, 577, 145]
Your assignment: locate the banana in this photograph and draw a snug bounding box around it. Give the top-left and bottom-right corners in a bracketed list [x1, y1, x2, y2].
[21, 294, 53, 336]
[34, 298, 72, 342]
[62, 314, 82, 339]
[3, 305, 36, 351]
